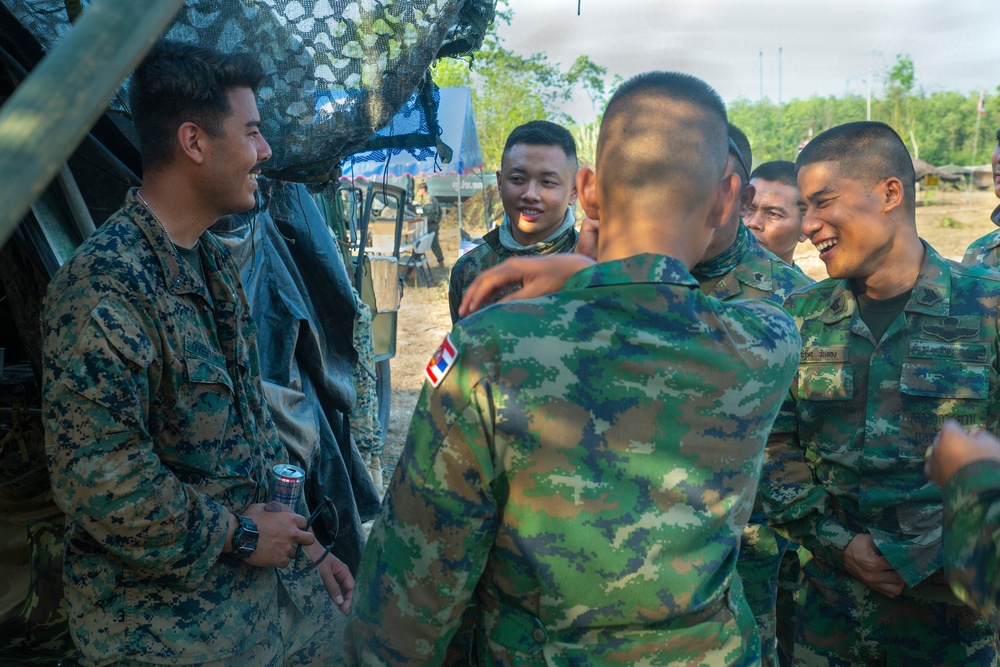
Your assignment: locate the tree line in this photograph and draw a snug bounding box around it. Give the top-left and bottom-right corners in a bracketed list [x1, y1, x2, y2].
[435, 10, 997, 174]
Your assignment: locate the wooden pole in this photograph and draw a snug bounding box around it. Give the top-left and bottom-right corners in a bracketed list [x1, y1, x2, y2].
[0, 0, 184, 247]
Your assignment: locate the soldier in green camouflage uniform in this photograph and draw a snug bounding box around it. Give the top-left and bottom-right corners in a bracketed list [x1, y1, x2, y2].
[695, 125, 814, 667]
[926, 421, 1000, 629]
[448, 120, 579, 323]
[348, 71, 801, 666]
[760, 121, 998, 666]
[962, 128, 1000, 268]
[42, 41, 351, 666]
[452, 128, 813, 667]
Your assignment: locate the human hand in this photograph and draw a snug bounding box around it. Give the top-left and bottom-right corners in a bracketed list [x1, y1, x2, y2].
[458, 254, 595, 318]
[925, 420, 1000, 487]
[302, 540, 354, 613]
[843, 532, 905, 597]
[241, 503, 315, 568]
[575, 217, 600, 260]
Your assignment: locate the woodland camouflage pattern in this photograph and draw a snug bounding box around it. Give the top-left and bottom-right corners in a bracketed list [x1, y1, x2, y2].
[760, 243, 1000, 664]
[448, 223, 577, 322]
[961, 204, 1000, 268]
[699, 224, 814, 667]
[941, 460, 1000, 629]
[348, 253, 801, 666]
[42, 192, 337, 664]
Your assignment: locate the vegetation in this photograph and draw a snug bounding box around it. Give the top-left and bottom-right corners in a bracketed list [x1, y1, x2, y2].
[432, 0, 612, 170]
[437, 15, 998, 174]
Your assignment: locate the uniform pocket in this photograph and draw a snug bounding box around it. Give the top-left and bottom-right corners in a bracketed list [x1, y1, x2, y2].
[798, 362, 853, 401]
[899, 356, 989, 456]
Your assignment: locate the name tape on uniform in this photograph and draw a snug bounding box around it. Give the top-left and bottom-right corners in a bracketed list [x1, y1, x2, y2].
[425, 334, 457, 387]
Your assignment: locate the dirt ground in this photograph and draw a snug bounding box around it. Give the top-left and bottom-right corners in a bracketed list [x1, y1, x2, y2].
[380, 189, 1000, 476]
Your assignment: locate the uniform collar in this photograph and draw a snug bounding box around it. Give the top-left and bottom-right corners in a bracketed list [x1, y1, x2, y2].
[126, 188, 211, 299]
[992, 203, 1000, 228]
[564, 253, 700, 291]
[710, 230, 775, 300]
[818, 240, 950, 324]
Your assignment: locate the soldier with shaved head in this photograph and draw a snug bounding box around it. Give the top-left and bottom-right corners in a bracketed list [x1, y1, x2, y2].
[347, 71, 800, 666]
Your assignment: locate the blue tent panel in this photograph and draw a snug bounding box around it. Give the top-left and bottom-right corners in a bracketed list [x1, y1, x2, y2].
[341, 87, 483, 181]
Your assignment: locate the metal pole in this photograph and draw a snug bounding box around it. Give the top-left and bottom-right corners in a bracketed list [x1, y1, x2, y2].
[778, 47, 782, 105]
[0, 0, 184, 247]
[457, 172, 464, 251]
[759, 50, 763, 101]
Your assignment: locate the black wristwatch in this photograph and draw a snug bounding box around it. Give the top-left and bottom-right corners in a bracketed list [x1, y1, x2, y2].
[229, 514, 258, 559]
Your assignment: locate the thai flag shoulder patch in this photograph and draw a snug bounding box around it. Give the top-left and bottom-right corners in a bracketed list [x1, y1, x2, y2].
[425, 333, 458, 387]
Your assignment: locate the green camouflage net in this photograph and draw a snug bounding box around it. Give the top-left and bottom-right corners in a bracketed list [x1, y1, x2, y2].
[2, 0, 495, 183]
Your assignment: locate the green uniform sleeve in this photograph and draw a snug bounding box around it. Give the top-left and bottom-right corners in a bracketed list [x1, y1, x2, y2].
[942, 459, 1000, 627]
[347, 337, 499, 665]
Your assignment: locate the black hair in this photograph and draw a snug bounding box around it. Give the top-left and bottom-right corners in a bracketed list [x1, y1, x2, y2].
[597, 71, 729, 208]
[727, 123, 752, 183]
[750, 160, 797, 189]
[128, 39, 265, 172]
[797, 121, 915, 212]
[502, 120, 578, 167]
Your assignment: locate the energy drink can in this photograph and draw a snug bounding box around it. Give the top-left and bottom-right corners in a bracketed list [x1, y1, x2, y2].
[266, 464, 305, 513]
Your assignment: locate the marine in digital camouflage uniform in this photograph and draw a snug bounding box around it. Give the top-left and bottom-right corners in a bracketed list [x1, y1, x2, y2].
[448, 120, 579, 323]
[42, 41, 350, 666]
[760, 121, 999, 667]
[962, 128, 1000, 268]
[348, 71, 802, 667]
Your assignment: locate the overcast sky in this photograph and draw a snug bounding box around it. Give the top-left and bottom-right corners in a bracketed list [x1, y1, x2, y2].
[495, 0, 999, 122]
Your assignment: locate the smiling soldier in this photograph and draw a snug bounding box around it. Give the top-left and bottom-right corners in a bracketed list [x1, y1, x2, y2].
[447, 120, 579, 323]
[759, 121, 1000, 667]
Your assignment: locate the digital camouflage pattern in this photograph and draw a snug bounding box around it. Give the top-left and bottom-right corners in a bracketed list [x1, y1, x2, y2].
[447, 221, 577, 323]
[350, 291, 385, 491]
[961, 204, 1000, 268]
[760, 242, 1000, 664]
[42, 191, 338, 665]
[941, 459, 1000, 629]
[697, 223, 812, 304]
[698, 223, 814, 667]
[347, 253, 801, 666]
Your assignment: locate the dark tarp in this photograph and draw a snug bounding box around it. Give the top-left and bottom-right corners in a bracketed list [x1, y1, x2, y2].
[213, 180, 381, 573]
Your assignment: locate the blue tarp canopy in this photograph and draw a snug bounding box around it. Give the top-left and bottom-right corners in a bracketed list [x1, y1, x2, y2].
[341, 87, 483, 181]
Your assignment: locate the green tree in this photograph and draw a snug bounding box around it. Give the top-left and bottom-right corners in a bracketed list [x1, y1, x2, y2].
[433, 1, 611, 170]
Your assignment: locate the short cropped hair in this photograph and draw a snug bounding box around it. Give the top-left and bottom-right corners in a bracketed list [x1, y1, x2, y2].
[502, 120, 578, 167]
[129, 39, 265, 171]
[597, 71, 729, 209]
[728, 123, 752, 183]
[750, 160, 797, 189]
[797, 121, 915, 213]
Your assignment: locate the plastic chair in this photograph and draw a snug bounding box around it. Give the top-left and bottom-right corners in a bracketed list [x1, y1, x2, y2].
[400, 232, 436, 287]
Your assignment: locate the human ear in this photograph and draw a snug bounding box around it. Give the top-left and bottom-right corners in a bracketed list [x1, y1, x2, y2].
[576, 167, 599, 220]
[881, 177, 904, 213]
[708, 172, 742, 231]
[495, 169, 502, 188]
[738, 183, 756, 219]
[177, 122, 205, 165]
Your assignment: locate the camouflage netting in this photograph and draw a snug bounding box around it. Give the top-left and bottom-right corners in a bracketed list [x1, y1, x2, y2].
[2, 0, 495, 183]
